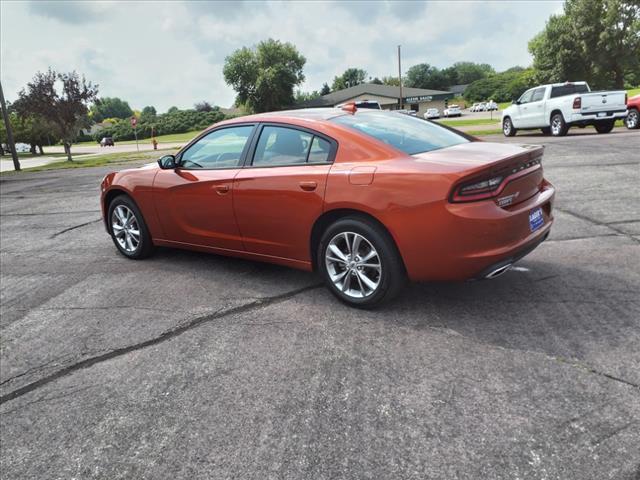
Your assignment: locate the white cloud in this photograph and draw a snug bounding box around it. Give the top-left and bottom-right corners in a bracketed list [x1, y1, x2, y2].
[0, 0, 563, 112]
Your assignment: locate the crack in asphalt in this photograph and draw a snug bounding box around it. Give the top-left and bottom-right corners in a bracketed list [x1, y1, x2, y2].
[49, 219, 102, 238]
[0, 210, 100, 217]
[545, 233, 619, 243]
[0, 283, 322, 405]
[555, 207, 640, 245]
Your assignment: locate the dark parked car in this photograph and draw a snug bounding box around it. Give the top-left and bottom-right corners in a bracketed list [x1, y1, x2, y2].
[100, 137, 115, 147]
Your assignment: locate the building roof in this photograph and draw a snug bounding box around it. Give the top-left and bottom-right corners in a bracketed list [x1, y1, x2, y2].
[448, 84, 470, 95]
[299, 83, 452, 108]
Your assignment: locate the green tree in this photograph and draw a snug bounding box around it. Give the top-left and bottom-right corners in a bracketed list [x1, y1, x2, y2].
[381, 76, 400, 87]
[140, 105, 157, 122]
[405, 63, 448, 90]
[529, 0, 640, 88]
[90, 97, 133, 122]
[370, 77, 383, 85]
[331, 68, 367, 90]
[223, 39, 306, 113]
[294, 89, 320, 103]
[194, 101, 214, 112]
[320, 83, 331, 95]
[449, 62, 495, 85]
[17, 69, 98, 161]
[463, 68, 537, 102]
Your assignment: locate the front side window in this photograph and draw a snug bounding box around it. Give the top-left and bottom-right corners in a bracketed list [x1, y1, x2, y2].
[519, 89, 534, 104]
[180, 125, 254, 169]
[531, 88, 546, 102]
[332, 111, 468, 155]
[252, 126, 332, 166]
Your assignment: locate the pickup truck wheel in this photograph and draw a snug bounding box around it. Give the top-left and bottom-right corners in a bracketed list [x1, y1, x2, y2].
[503, 117, 516, 137]
[541, 127, 551, 135]
[550, 113, 568, 136]
[625, 108, 639, 129]
[594, 120, 615, 134]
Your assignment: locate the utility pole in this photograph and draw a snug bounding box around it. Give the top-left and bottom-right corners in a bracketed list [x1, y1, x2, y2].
[397, 45, 404, 110]
[0, 80, 20, 171]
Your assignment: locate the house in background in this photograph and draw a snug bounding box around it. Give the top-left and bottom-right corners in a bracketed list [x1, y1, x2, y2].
[297, 83, 455, 117]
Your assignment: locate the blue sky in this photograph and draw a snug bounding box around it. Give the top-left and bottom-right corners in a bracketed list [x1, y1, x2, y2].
[0, 0, 563, 111]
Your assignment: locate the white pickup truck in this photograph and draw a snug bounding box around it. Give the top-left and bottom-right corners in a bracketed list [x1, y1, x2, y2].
[502, 81, 627, 137]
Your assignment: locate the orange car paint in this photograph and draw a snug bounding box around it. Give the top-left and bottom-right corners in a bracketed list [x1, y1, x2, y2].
[101, 110, 555, 281]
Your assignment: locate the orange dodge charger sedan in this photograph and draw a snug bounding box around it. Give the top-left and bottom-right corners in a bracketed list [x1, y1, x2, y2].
[100, 108, 555, 307]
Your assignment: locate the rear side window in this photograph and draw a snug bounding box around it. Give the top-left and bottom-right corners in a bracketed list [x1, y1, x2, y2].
[252, 126, 333, 166]
[332, 111, 468, 155]
[550, 84, 589, 98]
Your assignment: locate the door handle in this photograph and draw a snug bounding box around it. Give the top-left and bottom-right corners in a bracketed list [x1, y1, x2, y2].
[299, 181, 317, 191]
[215, 185, 230, 195]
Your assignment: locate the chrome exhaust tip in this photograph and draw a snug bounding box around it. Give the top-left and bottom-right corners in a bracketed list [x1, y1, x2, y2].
[485, 263, 513, 279]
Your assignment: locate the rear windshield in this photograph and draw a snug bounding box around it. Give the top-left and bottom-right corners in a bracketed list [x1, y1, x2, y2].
[332, 111, 468, 155]
[550, 83, 589, 98]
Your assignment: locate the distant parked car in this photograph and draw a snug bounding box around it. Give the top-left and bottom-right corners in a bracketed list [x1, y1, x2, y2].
[424, 108, 440, 119]
[100, 137, 115, 147]
[625, 94, 639, 129]
[469, 103, 481, 112]
[443, 105, 462, 117]
[14, 143, 31, 153]
[485, 101, 498, 111]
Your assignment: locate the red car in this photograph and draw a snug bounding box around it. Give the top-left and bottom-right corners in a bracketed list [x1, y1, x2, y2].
[626, 94, 639, 129]
[101, 108, 555, 307]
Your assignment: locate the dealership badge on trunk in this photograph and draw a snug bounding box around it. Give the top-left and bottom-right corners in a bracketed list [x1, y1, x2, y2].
[529, 207, 544, 232]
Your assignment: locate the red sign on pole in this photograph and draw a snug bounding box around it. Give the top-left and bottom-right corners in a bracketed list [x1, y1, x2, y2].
[130, 116, 138, 127]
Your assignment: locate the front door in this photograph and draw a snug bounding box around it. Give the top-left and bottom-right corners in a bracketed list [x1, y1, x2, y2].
[233, 124, 336, 262]
[153, 124, 255, 251]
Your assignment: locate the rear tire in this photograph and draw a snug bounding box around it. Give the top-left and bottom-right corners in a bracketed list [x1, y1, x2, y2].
[594, 120, 615, 134]
[625, 108, 639, 129]
[318, 217, 406, 308]
[550, 113, 568, 136]
[108, 195, 154, 259]
[503, 117, 517, 137]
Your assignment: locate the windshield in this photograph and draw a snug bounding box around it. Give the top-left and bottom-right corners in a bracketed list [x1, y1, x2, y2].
[332, 111, 469, 155]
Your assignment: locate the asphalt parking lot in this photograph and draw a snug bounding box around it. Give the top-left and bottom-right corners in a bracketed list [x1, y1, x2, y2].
[1, 129, 639, 479]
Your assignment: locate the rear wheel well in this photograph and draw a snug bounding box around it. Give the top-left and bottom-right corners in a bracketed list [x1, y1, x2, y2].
[550, 109, 563, 122]
[309, 209, 406, 273]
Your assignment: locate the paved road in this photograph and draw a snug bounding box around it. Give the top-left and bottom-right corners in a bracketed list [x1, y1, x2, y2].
[0, 142, 187, 172]
[1, 131, 639, 479]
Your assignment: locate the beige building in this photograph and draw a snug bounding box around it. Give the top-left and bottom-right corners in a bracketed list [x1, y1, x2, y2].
[298, 83, 456, 117]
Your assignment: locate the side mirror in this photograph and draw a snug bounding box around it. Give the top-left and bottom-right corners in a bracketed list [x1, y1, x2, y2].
[158, 154, 177, 169]
[512, 99, 520, 105]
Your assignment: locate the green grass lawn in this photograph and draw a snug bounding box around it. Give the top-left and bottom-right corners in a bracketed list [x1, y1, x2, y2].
[1, 147, 179, 175]
[75, 130, 201, 147]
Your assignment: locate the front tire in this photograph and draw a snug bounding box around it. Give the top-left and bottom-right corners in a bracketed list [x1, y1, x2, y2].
[625, 109, 639, 129]
[594, 120, 615, 134]
[108, 195, 154, 259]
[318, 217, 405, 308]
[503, 117, 516, 137]
[550, 113, 568, 136]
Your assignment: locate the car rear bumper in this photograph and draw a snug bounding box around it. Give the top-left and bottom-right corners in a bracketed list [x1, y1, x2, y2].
[570, 110, 627, 122]
[397, 179, 555, 282]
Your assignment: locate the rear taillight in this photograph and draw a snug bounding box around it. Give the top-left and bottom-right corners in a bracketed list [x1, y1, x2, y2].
[450, 158, 542, 203]
[453, 176, 503, 201]
[573, 97, 581, 109]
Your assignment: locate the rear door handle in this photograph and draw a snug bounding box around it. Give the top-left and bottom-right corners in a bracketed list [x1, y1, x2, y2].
[299, 181, 317, 191]
[215, 185, 230, 195]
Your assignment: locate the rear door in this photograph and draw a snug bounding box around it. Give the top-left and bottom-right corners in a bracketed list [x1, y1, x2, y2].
[233, 124, 336, 262]
[153, 124, 256, 250]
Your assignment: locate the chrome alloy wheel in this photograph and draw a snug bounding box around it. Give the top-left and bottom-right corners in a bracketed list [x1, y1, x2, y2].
[627, 110, 638, 129]
[325, 232, 381, 298]
[503, 118, 512, 135]
[551, 116, 563, 135]
[111, 205, 140, 253]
